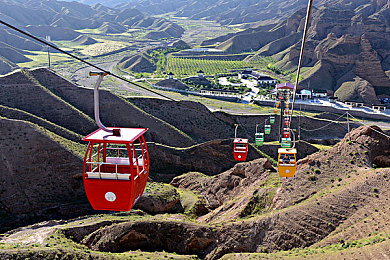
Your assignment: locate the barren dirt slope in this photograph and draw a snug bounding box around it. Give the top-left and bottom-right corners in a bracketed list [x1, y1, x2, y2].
[0, 117, 91, 232]
[276, 125, 390, 209]
[0, 69, 96, 135]
[1, 149, 389, 259]
[131, 97, 359, 143]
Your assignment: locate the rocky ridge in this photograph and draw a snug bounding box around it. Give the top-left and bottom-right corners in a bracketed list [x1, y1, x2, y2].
[0, 0, 185, 40]
[71, 35, 98, 45]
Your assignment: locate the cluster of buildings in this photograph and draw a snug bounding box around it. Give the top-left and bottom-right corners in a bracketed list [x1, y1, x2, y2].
[163, 70, 388, 112]
[240, 69, 277, 85]
[273, 83, 387, 112]
[168, 70, 204, 79]
[271, 83, 328, 99]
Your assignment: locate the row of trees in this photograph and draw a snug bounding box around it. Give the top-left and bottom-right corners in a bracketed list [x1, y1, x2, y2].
[266, 63, 286, 75]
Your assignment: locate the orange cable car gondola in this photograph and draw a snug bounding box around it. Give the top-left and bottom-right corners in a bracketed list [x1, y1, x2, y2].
[82, 72, 149, 211]
[278, 148, 297, 177]
[233, 124, 248, 161]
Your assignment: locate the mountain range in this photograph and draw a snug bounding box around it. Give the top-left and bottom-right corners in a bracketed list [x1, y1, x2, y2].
[200, 0, 390, 102]
[0, 0, 173, 30]
[2, 0, 390, 103]
[0, 0, 185, 74]
[63, 0, 325, 26]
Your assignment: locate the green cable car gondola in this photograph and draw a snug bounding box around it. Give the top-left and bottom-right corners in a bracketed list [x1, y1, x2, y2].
[265, 125, 271, 134]
[281, 138, 292, 148]
[270, 116, 275, 124]
[255, 133, 264, 146]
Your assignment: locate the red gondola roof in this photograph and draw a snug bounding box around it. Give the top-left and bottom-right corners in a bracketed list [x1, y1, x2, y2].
[233, 138, 248, 144]
[83, 128, 148, 143]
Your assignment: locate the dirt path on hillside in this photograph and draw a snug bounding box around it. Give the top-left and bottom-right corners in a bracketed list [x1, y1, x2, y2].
[1, 220, 65, 245]
[60, 61, 161, 97]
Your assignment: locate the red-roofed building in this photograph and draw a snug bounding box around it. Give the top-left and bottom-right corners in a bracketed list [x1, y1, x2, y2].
[276, 83, 295, 90]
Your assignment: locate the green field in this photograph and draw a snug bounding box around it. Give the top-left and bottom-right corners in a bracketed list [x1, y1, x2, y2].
[166, 55, 273, 76]
[18, 51, 72, 68]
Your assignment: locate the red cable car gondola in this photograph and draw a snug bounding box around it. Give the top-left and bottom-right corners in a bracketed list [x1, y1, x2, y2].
[283, 128, 290, 138]
[233, 138, 248, 161]
[233, 124, 248, 161]
[284, 117, 290, 126]
[82, 72, 149, 211]
[83, 128, 149, 211]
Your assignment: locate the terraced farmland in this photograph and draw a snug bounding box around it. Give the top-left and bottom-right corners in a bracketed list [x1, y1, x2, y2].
[166, 55, 273, 76]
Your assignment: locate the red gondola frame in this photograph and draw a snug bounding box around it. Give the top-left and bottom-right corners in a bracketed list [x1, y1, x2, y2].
[83, 128, 149, 211]
[233, 138, 249, 161]
[284, 117, 290, 126]
[283, 128, 290, 138]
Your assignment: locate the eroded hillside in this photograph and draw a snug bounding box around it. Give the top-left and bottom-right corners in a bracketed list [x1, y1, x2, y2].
[0, 68, 380, 232]
[0, 125, 389, 259]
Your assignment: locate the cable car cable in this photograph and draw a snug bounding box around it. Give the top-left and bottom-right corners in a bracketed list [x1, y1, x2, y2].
[346, 113, 390, 139]
[276, 0, 314, 178]
[299, 112, 390, 139]
[288, 0, 314, 131]
[0, 19, 233, 127]
[300, 112, 348, 132]
[335, 122, 349, 131]
[291, 128, 296, 148]
[0, 20, 177, 101]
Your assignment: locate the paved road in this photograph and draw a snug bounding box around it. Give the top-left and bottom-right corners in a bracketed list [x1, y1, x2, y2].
[240, 78, 259, 104]
[63, 62, 162, 97]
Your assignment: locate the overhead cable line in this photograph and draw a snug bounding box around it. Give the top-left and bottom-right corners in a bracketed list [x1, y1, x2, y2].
[347, 112, 390, 139]
[0, 20, 177, 102]
[300, 112, 348, 132]
[335, 121, 349, 131]
[297, 111, 389, 140]
[289, 0, 314, 130]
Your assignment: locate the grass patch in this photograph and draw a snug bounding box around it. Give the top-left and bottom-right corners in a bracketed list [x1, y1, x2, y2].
[177, 189, 204, 217]
[80, 40, 128, 56]
[37, 125, 85, 158]
[250, 143, 277, 166]
[18, 51, 72, 68]
[310, 143, 332, 151]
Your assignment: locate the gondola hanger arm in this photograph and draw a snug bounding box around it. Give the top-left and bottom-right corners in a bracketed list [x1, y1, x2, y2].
[90, 71, 120, 136]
